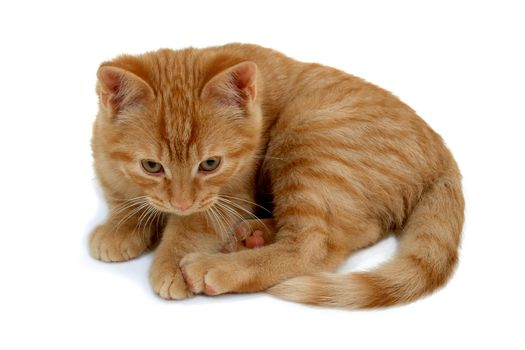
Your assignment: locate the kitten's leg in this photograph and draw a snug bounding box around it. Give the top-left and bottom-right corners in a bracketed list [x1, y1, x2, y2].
[180, 218, 380, 296]
[179, 228, 329, 295]
[150, 214, 219, 300]
[89, 200, 163, 262]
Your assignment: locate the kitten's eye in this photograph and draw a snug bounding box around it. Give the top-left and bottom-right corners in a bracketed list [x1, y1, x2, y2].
[140, 159, 164, 174]
[199, 157, 221, 172]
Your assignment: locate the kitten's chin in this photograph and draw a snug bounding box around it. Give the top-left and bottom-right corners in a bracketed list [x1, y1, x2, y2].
[170, 209, 196, 216]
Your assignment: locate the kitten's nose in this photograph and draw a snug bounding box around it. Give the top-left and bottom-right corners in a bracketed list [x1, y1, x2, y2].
[170, 199, 193, 212]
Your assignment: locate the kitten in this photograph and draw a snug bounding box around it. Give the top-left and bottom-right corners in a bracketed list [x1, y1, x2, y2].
[90, 43, 464, 308]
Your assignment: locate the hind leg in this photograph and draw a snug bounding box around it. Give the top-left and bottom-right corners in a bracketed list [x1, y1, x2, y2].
[180, 225, 332, 295]
[180, 213, 383, 296]
[180, 109, 388, 295]
[179, 215, 384, 295]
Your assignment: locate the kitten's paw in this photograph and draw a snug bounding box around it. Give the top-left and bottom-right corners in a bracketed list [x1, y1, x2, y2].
[234, 219, 276, 249]
[180, 253, 248, 296]
[89, 224, 149, 262]
[150, 259, 193, 300]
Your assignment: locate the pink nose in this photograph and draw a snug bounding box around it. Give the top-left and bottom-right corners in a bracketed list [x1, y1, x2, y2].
[170, 199, 193, 212]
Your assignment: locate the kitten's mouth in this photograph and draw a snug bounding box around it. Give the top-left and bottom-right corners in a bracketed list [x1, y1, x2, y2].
[147, 198, 210, 217]
[171, 208, 195, 216]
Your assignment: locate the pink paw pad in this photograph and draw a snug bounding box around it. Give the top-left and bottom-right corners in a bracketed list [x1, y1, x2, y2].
[235, 226, 247, 238]
[244, 230, 265, 248]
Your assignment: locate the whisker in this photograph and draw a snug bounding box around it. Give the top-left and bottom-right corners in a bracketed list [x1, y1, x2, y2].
[218, 197, 258, 218]
[142, 206, 160, 248]
[214, 203, 239, 237]
[252, 155, 289, 161]
[111, 201, 150, 235]
[138, 207, 153, 248]
[218, 197, 271, 235]
[214, 205, 232, 242]
[215, 200, 246, 226]
[111, 199, 148, 217]
[220, 194, 272, 214]
[131, 203, 153, 241]
[206, 208, 217, 235]
[212, 204, 233, 242]
[107, 195, 148, 208]
[214, 201, 254, 244]
[208, 206, 226, 240]
[104, 195, 164, 250]
[136, 203, 159, 237]
[110, 195, 147, 210]
[153, 211, 164, 244]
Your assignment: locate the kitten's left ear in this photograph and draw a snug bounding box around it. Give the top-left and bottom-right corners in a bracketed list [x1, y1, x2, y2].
[201, 61, 258, 108]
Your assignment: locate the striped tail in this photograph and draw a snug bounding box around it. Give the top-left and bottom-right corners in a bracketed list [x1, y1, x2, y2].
[268, 171, 465, 308]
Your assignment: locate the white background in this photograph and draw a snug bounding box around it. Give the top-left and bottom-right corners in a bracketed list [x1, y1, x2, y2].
[1, 1, 523, 349]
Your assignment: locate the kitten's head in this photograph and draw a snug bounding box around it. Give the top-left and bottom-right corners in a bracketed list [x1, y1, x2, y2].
[93, 50, 262, 216]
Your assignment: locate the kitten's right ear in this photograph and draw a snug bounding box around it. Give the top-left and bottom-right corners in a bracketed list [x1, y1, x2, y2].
[96, 65, 154, 115]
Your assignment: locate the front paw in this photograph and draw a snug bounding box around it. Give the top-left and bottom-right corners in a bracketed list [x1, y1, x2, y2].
[180, 253, 248, 296]
[150, 259, 193, 300]
[89, 224, 148, 262]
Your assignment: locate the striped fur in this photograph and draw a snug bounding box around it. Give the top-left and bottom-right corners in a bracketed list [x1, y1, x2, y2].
[90, 44, 464, 308]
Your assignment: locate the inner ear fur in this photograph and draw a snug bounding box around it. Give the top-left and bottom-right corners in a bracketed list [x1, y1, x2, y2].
[201, 61, 258, 108]
[96, 61, 154, 115]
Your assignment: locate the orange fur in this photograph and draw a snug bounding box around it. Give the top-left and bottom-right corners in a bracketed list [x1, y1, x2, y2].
[90, 43, 464, 308]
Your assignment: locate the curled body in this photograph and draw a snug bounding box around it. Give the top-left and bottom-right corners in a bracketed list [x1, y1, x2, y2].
[90, 43, 464, 308]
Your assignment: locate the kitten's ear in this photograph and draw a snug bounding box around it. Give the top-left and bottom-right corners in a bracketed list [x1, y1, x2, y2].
[201, 61, 258, 108]
[96, 65, 154, 115]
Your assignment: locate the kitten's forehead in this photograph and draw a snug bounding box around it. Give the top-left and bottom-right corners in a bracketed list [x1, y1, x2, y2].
[157, 106, 201, 162]
[143, 49, 224, 162]
[154, 95, 218, 164]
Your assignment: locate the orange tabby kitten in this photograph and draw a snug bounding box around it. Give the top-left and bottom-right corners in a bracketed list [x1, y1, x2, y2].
[90, 43, 464, 308]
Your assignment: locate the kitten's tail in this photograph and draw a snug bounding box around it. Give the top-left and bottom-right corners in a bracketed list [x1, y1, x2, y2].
[268, 171, 465, 309]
